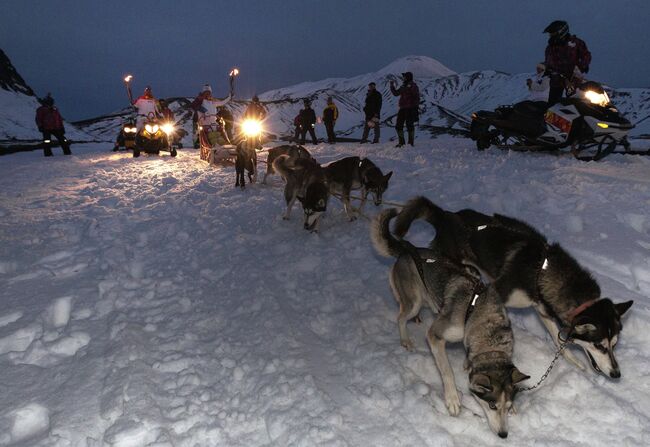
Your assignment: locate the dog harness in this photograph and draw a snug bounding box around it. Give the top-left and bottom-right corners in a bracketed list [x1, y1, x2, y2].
[464, 280, 487, 325]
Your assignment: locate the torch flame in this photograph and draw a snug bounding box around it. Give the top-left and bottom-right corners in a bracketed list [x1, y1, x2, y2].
[124, 75, 133, 83]
[229, 68, 240, 77]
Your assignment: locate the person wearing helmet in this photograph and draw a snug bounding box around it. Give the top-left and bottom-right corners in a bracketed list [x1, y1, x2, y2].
[543, 20, 591, 104]
[132, 86, 160, 130]
[35, 93, 72, 157]
[299, 99, 317, 145]
[322, 97, 339, 144]
[191, 84, 233, 159]
[390, 72, 420, 147]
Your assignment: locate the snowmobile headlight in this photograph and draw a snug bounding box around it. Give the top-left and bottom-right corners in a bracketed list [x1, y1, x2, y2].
[125, 127, 137, 133]
[161, 123, 175, 135]
[145, 124, 159, 134]
[242, 119, 262, 137]
[584, 90, 610, 107]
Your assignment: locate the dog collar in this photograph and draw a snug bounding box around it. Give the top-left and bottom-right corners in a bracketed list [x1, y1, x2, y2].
[566, 299, 598, 322]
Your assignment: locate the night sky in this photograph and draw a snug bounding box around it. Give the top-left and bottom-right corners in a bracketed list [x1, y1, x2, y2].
[2, 0, 648, 120]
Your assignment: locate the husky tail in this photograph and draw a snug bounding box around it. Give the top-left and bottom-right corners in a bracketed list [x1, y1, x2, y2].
[371, 208, 409, 258]
[393, 196, 446, 239]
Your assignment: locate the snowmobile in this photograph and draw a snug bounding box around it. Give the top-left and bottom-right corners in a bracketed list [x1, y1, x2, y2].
[470, 81, 634, 161]
[112, 116, 139, 153]
[133, 112, 177, 158]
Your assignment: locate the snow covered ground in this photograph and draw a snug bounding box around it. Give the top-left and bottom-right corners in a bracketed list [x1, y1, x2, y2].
[0, 138, 649, 446]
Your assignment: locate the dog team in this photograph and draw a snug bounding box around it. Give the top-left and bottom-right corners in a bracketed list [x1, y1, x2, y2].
[263, 143, 632, 438]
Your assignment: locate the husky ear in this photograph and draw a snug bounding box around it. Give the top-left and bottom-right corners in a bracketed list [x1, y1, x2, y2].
[470, 374, 493, 394]
[573, 323, 597, 335]
[615, 300, 633, 316]
[511, 367, 530, 385]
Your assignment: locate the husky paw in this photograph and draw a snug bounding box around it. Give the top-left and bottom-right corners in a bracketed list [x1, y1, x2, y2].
[445, 390, 462, 416]
[400, 338, 415, 352]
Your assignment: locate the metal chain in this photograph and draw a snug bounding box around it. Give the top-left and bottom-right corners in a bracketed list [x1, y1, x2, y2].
[518, 341, 568, 392]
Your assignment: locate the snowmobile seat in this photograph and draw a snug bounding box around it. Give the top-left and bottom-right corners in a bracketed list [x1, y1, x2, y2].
[513, 101, 547, 119]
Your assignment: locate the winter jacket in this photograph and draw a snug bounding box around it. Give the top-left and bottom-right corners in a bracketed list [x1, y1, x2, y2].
[363, 90, 382, 119]
[192, 93, 232, 126]
[299, 107, 316, 127]
[545, 35, 591, 78]
[35, 105, 64, 131]
[390, 81, 420, 110]
[322, 103, 338, 123]
[527, 73, 550, 102]
[293, 114, 302, 127]
[244, 102, 267, 120]
[133, 95, 159, 118]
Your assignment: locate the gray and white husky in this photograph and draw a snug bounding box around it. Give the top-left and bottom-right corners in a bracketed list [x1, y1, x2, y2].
[272, 154, 328, 232]
[323, 156, 392, 220]
[372, 209, 529, 438]
[393, 196, 634, 378]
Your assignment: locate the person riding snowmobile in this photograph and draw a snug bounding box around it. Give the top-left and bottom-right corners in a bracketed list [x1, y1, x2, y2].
[543, 20, 591, 104]
[243, 95, 267, 120]
[132, 86, 160, 130]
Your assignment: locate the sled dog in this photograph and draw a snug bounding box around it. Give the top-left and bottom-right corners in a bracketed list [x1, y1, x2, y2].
[393, 196, 633, 378]
[372, 209, 529, 438]
[272, 155, 328, 232]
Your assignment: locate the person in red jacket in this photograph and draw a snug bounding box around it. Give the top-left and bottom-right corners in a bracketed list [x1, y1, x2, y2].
[543, 20, 592, 104]
[35, 94, 71, 157]
[390, 72, 420, 147]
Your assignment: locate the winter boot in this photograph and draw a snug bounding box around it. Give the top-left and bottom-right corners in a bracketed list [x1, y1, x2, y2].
[395, 130, 405, 148]
[407, 130, 415, 147]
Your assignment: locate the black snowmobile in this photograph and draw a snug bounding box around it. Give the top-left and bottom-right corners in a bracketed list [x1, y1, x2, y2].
[133, 112, 177, 158]
[113, 116, 138, 152]
[470, 81, 634, 161]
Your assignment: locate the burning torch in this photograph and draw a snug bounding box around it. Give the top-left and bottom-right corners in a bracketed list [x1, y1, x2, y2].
[229, 68, 239, 98]
[123, 74, 134, 104]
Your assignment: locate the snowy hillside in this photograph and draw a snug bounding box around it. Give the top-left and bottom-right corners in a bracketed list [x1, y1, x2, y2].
[0, 140, 649, 445]
[0, 49, 96, 143]
[75, 55, 650, 144]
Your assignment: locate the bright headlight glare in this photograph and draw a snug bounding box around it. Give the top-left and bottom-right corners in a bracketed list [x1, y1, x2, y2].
[161, 123, 174, 135]
[584, 90, 609, 107]
[242, 119, 262, 137]
[125, 127, 137, 133]
[145, 124, 153, 134]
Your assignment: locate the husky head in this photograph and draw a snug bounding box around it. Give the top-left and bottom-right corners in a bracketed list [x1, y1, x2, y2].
[298, 183, 328, 232]
[469, 366, 529, 438]
[363, 170, 393, 206]
[570, 299, 633, 378]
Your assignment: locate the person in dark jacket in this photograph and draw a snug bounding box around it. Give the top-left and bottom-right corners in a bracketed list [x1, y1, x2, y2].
[322, 97, 338, 143]
[35, 94, 71, 157]
[360, 82, 382, 144]
[292, 113, 302, 143]
[543, 20, 591, 104]
[390, 72, 420, 147]
[243, 95, 267, 120]
[299, 99, 318, 145]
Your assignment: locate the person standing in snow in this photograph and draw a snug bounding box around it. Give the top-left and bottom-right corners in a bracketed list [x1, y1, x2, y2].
[191, 84, 232, 160]
[526, 62, 550, 103]
[299, 99, 318, 145]
[390, 71, 420, 147]
[543, 20, 591, 104]
[35, 94, 71, 157]
[322, 97, 338, 144]
[360, 82, 382, 144]
[132, 86, 160, 130]
[292, 113, 302, 143]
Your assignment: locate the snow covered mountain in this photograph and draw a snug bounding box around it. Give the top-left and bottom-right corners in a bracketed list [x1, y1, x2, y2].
[0, 49, 94, 144]
[75, 55, 650, 144]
